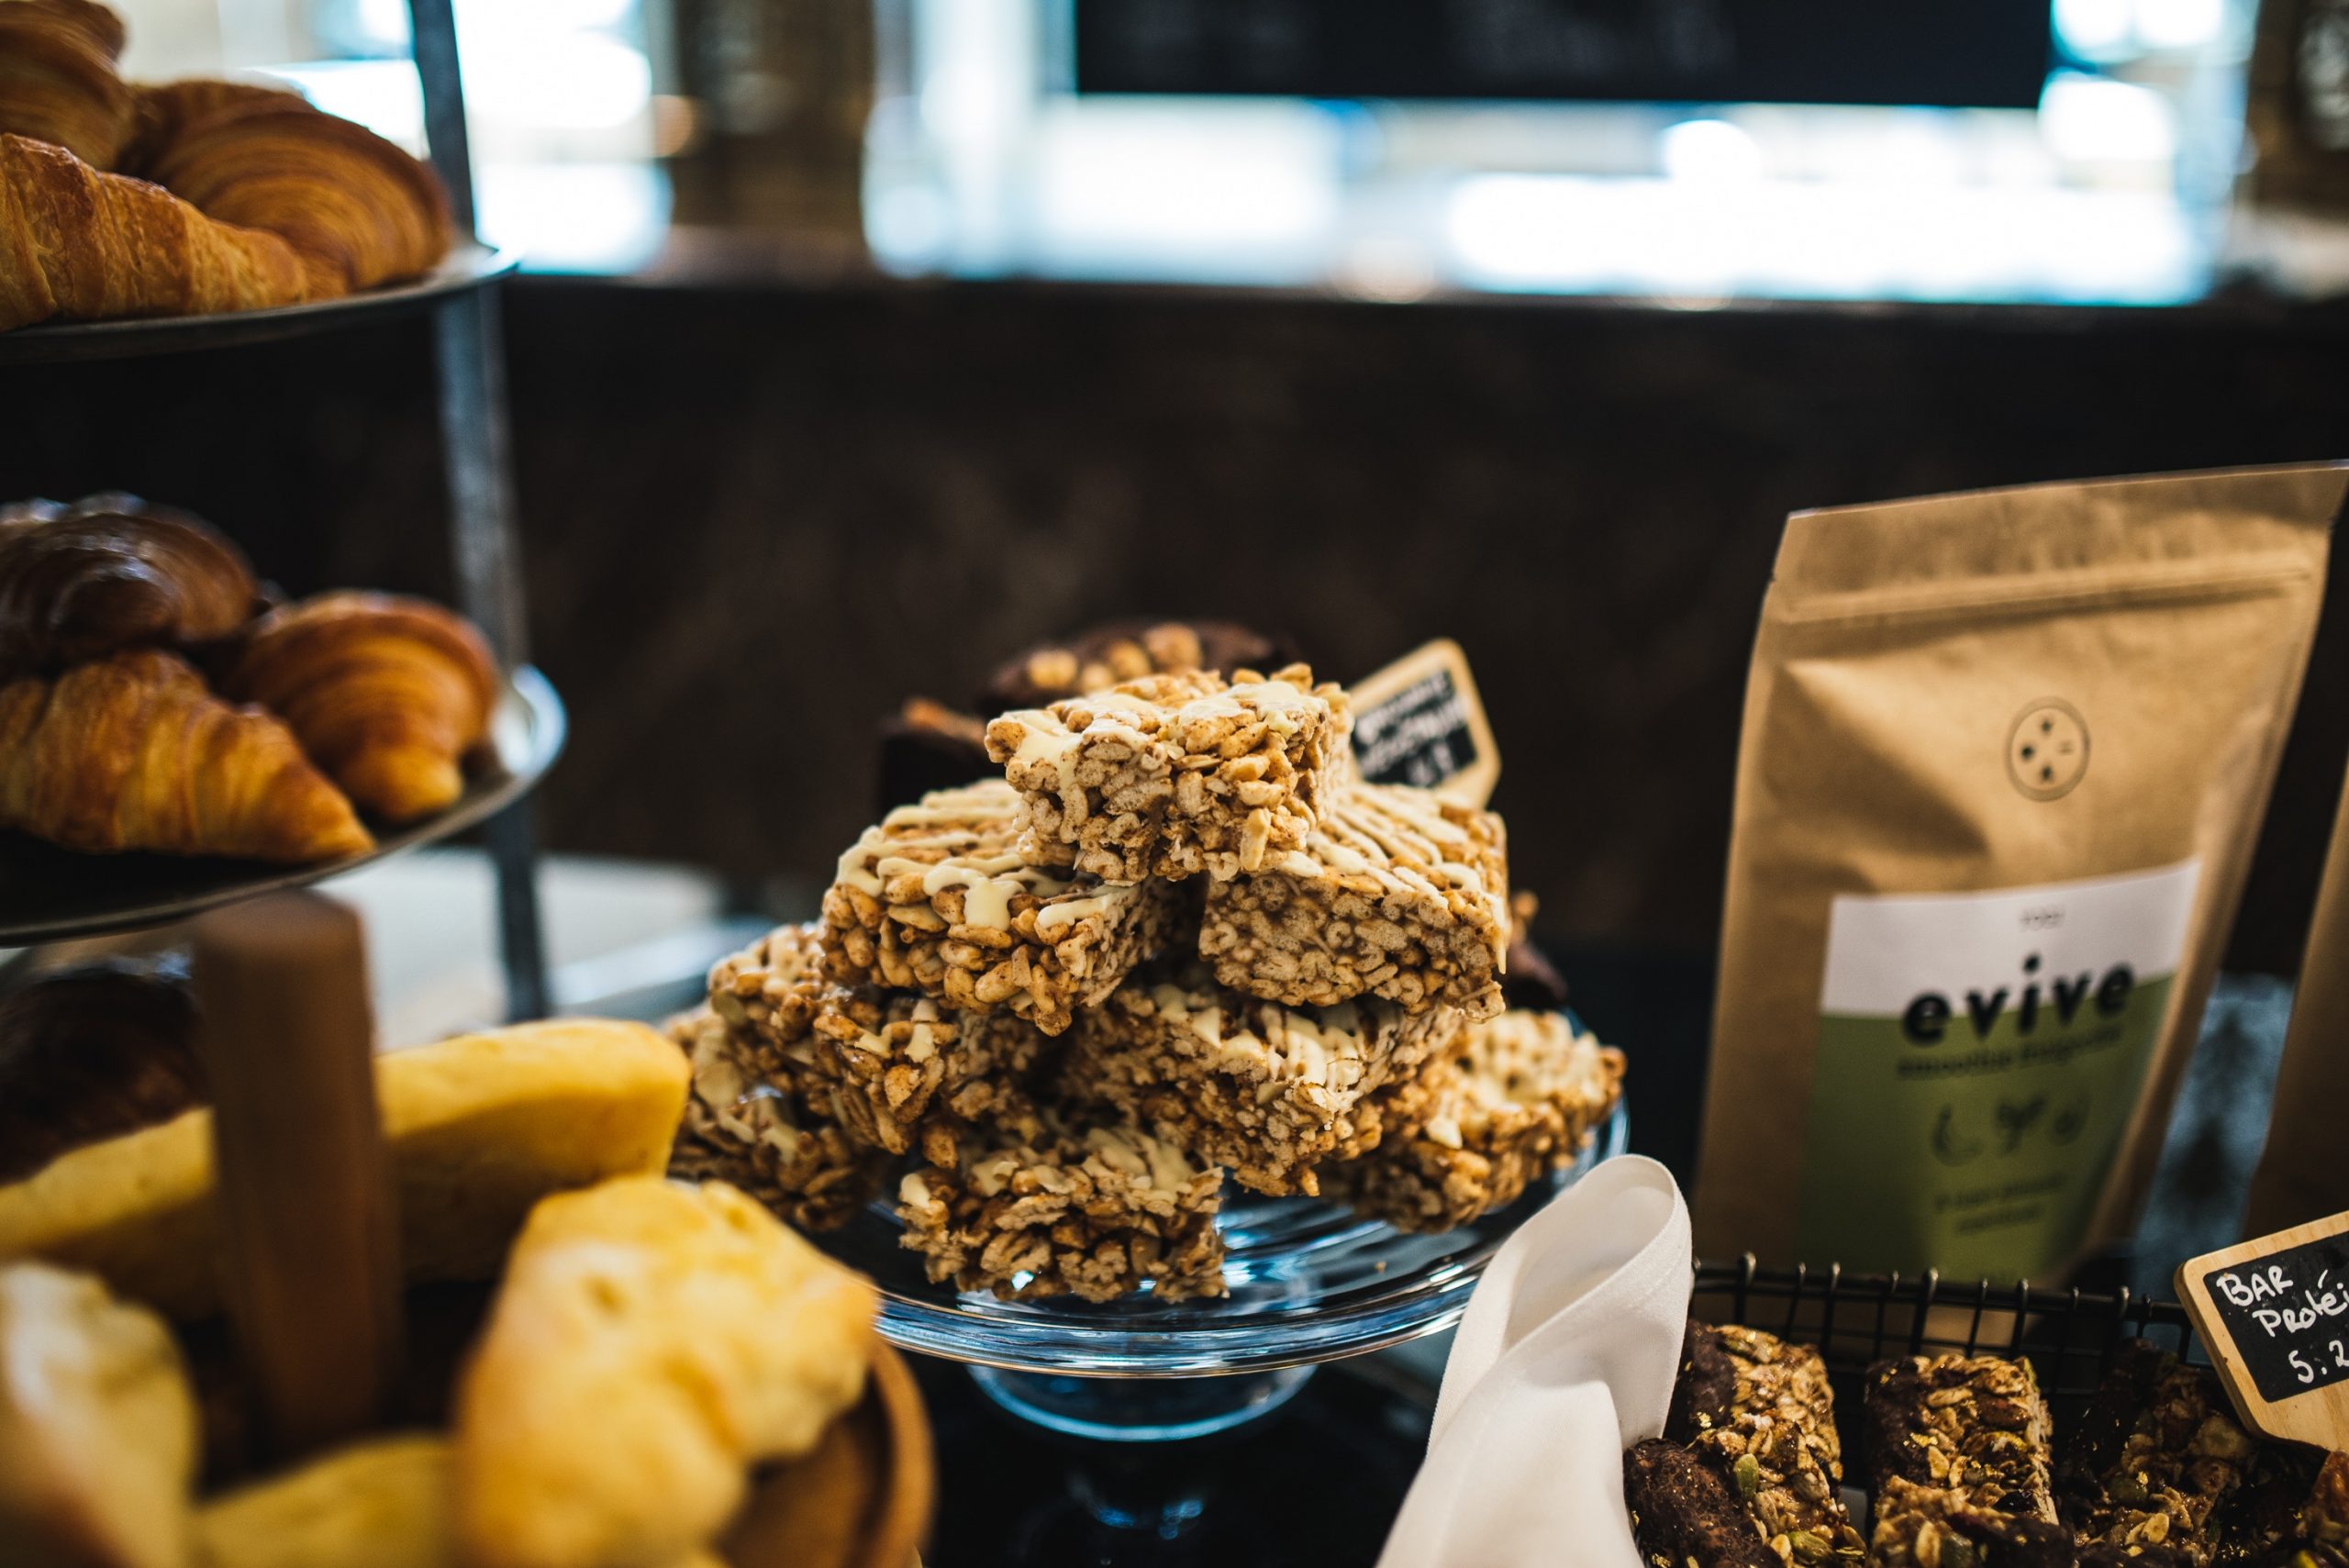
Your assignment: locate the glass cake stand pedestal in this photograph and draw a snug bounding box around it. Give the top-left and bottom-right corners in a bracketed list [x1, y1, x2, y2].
[810, 1096, 1630, 1562]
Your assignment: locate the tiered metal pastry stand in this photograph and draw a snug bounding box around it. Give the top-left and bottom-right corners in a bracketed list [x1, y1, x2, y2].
[0, 0, 555, 1018]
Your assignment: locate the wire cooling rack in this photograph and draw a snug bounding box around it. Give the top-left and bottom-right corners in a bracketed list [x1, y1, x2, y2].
[1692, 1256, 2205, 1456]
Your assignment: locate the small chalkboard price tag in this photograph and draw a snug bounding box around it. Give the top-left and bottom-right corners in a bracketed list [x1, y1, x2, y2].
[2178, 1210, 2349, 1450]
[1348, 639, 1500, 806]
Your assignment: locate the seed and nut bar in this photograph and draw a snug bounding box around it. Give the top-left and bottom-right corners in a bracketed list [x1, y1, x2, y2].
[1651, 1319, 1865, 1565]
[1865, 1354, 2056, 1520]
[1870, 1476, 2075, 1568]
[662, 1006, 891, 1232]
[2059, 1340, 2257, 1566]
[984, 663, 1352, 884]
[707, 920, 1050, 1162]
[1667, 1322, 1845, 1482]
[1065, 964, 1463, 1196]
[1320, 1008, 1623, 1232]
[896, 1098, 1226, 1303]
[2210, 1442, 2343, 1568]
[820, 781, 1186, 1035]
[1626, 1439, 1784, 1568]
[1198, 780, 1509, 1021]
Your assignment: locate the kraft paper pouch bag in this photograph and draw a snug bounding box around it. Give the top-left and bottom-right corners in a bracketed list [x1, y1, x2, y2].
[1697, 463, 2343, 1278]
[2245, 768, 2349, 1234]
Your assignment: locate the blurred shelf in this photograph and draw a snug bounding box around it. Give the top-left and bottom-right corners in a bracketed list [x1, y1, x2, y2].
[0, 243, 518, 364]
[0, 665, 562, 945]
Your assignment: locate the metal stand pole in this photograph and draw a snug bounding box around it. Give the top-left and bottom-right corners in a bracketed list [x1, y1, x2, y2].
[411, 0, 550, 1021]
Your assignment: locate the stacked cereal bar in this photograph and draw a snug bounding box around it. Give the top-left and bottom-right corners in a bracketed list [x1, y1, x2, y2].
[1064, 962, 1462, 1196]
[820, 780, 1185, 1035]
[1199, 780, 1510, 1021]
[896, 1096, 1226, 1302]
[701, 920, 1047, 1168]
[1320, 1008, 1622, 1232]
[680, 643, 1627, 1305]
[663, 1006, 892, 1233]
[984, 664, 1352, 883]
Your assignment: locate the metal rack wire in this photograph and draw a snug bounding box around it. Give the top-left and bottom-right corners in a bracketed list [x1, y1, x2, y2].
[1694, 1256, 2206, 1456]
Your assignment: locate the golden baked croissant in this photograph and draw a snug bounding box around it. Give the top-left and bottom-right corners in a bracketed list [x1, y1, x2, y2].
[0, 0, 135, 169]
[224, 592, 497, 825]
[0, 133, 306, 332]
[142, 98, 451, 297]
[0, 493, 261, 676]
[0, 649, 373, 862]
[118, 77, 307, 177]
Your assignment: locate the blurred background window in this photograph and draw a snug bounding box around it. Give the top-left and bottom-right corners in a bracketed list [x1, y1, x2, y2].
[110, 0, 2286, 302]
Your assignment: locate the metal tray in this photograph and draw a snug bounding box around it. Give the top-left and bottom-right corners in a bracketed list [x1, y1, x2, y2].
[0, 243, 518, 364]
[0, 663, 562, 944]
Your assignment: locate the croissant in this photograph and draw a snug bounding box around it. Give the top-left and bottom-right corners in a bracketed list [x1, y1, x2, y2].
[0, 649, 374, 862]
[0, 492, 261, 676]
[141, 98, 451, 298]
[223, 591, 498, 824]
[119, 77, 308, 177]
[0, 956, 202, 1184]
[0, 132, 306, 332]
[0, 0, 134, 170]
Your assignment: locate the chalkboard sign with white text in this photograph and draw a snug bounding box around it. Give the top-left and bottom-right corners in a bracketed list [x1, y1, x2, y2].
[2197, 1237, 2349, 1403]
[1349, 639, 1500, 806]
[2179, 1211, 2349, 1451]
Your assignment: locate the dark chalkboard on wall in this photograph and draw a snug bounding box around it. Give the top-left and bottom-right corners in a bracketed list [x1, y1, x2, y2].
[1073, 0, 2053, 110]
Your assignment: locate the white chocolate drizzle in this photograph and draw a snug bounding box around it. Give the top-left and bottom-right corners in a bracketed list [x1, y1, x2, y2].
[835, 781, 1130, 931]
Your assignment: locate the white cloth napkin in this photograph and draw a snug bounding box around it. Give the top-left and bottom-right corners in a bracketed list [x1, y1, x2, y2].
[1377, 1154, 1694, 1568]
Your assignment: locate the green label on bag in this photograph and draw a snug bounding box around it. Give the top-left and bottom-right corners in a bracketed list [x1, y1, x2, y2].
[1796, 860, 2200, 1278]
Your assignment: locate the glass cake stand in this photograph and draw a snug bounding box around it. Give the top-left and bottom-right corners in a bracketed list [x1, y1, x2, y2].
[810, 1090, 1631, 1452]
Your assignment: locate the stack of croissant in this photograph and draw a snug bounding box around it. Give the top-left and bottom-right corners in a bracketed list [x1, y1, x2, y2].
[0, 493, 500, 863]
[0, 0, 451, 333]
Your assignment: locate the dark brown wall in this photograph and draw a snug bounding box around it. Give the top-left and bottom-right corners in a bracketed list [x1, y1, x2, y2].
[8, 278, 2347, 971]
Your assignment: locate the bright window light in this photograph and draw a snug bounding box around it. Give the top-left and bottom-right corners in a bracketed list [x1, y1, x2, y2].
[2055, 0, 2136, 58]
[2132, 0, 2226, 50]
[2039, 72, 2177, 162]
[1659, 118, 1765, 183]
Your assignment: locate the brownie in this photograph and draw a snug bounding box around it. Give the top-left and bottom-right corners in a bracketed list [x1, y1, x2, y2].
[1624, 1439, 1780, 1568]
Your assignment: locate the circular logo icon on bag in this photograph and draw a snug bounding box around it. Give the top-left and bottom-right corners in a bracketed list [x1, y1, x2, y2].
[2009, 698, 2089, 800]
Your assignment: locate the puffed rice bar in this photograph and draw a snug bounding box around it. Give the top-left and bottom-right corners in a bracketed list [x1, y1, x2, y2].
[896, 1099, 1226, 1303]
[707, 920, 1049, 1162]
[820, 780, 1186, 1035]
[1321, 1008, 1622, 1232]
[662, 1006, 892, 1232]
[1199, 780, 1509, 1021]
[806, 984, 1048, 1162]
[984, 663, 1352, 884]
[1067, 963, 1463, 1196]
